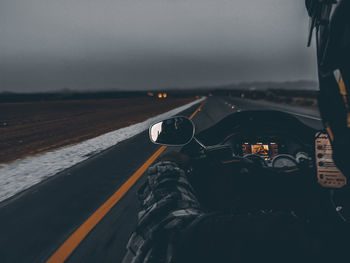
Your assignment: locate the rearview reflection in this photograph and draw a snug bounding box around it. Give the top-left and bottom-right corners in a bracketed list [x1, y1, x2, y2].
[149, 117, 195, 146]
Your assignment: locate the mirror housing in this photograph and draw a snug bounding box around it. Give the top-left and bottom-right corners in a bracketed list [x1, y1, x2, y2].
[149, 116, 195, 146]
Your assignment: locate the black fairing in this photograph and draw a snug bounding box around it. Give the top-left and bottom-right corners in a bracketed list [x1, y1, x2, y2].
[183, 110, 316, 155]
[180, 110, 319, 214]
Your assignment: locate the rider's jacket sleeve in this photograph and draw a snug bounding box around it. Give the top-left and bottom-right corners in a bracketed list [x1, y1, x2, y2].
[122, 161, 203, 263]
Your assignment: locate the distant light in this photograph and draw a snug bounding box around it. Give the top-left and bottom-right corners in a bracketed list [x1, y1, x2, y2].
[163, 93, 167, 98]
[231, 106, 235, 109]
[158, 93, 163, 99]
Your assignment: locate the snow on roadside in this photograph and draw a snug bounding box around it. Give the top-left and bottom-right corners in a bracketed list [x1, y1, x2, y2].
[0, 97, 205, 203]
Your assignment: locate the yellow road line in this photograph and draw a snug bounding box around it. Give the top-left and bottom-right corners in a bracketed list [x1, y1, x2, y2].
[189, 104, 202, 119]
[46, 101, 204, 263]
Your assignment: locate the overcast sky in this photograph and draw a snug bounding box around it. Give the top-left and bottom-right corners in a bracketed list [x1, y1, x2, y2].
[0, 0, 318, 92]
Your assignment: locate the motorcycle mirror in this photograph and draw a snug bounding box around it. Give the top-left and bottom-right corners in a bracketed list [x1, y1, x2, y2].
[149, 116, 195, 146]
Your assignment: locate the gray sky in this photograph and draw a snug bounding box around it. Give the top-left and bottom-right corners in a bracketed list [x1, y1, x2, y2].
[0, 0, 318, 92]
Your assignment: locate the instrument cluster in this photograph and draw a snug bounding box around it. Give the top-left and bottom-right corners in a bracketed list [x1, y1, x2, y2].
[227, 133, 311, 169]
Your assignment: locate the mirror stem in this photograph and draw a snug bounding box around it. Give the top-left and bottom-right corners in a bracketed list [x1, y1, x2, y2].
[194, 137, 206, 150]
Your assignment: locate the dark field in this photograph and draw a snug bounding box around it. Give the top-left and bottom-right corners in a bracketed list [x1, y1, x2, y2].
[0, 97, 194, 164]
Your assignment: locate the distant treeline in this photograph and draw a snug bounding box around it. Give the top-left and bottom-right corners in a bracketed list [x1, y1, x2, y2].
[0, 80, 319, 103]
[209, 89, 318, 107]
[230, 89, 318, 107]
[0, 89, 318, 103]
[0, 90, 204, 103]
[207, 89, 317, 98]
[0, 91, 139, 103]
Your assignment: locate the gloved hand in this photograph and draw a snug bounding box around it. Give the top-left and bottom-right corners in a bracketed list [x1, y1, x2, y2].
[158, 151, 191, 168]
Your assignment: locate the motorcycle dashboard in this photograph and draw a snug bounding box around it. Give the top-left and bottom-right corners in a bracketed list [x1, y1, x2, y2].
[225, 132, 310, 165]
[241, 141, 279, 161]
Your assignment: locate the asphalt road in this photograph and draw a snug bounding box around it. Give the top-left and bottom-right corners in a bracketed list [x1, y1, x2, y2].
[0, 96, 322, 263]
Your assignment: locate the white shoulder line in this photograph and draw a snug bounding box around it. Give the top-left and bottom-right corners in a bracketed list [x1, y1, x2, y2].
[0, 97, 205, 203]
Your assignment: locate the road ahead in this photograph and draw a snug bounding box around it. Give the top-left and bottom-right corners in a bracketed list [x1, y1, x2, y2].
[0, 96, 322, 263]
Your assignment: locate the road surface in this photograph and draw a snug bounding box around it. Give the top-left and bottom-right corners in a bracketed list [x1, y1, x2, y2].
[0, 96, 322, 263]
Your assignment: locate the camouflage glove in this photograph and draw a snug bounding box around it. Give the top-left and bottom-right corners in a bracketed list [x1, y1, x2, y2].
[122, 161, 203, 263]
[158, 151, 190, 168]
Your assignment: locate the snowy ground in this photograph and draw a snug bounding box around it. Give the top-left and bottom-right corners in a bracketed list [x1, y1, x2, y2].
[0, 97, 205, 203]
